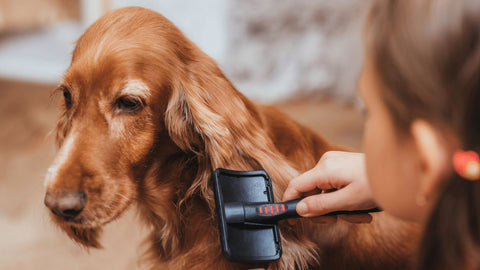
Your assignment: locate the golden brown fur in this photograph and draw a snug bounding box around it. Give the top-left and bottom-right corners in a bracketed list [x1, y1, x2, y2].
[44, 7, 420, 269]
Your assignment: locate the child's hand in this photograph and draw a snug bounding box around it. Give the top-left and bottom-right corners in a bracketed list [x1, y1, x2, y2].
[283, 151, 377, 224]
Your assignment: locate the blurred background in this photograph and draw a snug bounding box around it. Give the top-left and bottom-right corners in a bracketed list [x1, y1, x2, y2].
[0, 0, 367, 269]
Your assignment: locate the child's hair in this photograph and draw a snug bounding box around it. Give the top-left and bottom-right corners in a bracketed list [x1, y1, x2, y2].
[365, 0, 480, 269]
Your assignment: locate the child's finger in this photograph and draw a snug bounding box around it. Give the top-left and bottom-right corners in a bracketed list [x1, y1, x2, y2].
[282, 169, 322, 201]
[282, 168, 347, 202]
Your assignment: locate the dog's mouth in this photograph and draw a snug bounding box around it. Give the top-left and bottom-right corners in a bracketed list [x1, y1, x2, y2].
[49, 195, 133, 226]
[49, 207, 129, 249]
[50, 211, 108, 228]
[44, 167, 138, 248]
[46, 191, 135, 248]
[45, 181, 135, 224]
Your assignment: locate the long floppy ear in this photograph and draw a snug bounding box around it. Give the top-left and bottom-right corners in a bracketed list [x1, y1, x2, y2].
[165, 55, 298, 204]
[165, 58, 248, 161]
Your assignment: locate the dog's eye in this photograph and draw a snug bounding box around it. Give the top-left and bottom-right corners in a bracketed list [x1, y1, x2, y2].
[62, 87, 72, 108]
[114, 96, 144, 113]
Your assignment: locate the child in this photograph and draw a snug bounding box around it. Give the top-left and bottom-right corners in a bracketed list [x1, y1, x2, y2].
[283, 0, 480, 269]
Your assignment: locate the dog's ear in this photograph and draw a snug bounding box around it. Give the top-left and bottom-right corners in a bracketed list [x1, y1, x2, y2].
[59, 223, 103, 249]
[165, 55, 298, 202]
[165, 58, 244, 161]
[165, 57, 261, 202]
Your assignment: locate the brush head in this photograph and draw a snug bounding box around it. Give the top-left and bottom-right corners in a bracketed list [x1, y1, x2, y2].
[212, 168, 282, 262]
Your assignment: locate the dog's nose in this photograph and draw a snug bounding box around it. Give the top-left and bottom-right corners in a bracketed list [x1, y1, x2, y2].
[44, 191, 86, 219]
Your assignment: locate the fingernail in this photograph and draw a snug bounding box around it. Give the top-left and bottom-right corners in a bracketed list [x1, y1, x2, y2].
[297, 201, 308, 216]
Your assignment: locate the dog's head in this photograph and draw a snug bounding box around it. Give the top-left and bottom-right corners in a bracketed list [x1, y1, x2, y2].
[43, 7, 198, 247]
[45, 7, 298, 251]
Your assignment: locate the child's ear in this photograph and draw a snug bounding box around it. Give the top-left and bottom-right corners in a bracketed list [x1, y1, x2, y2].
[410, 120, 455, 204]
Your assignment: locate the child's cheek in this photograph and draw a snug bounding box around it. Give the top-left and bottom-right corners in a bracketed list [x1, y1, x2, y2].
[363, 116, 390, 205]
[363, 112, 421, 221]
[364, 112, 401, 212]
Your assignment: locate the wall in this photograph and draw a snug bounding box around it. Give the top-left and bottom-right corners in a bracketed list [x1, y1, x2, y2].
[0, 0, 368, 102]
[224, 0, 368, 102]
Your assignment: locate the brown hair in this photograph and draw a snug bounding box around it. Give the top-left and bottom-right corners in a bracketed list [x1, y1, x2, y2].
[365, 0, 480, 269]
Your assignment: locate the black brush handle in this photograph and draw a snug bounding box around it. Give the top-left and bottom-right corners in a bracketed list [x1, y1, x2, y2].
[224, 198, 381, 224]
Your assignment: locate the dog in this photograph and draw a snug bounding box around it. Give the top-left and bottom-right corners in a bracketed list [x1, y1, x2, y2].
[44, 7, 419, 270]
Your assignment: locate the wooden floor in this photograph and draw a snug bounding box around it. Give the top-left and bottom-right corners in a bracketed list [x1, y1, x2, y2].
[0, 79, 364, 270]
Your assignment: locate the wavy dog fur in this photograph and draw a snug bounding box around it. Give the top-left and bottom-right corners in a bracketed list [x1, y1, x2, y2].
[45, 7, 419, 269]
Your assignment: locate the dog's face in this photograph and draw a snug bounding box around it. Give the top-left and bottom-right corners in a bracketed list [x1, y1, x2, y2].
[45, 72, 158, 234]
[44, 8, 187, 247]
